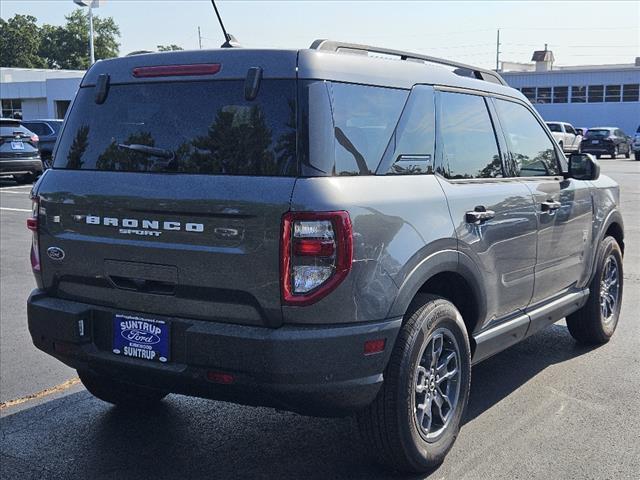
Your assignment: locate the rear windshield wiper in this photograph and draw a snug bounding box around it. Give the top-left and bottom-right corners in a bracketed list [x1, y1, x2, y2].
[117, 143, 174, 159]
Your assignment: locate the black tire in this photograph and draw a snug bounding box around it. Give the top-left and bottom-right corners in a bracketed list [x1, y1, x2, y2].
[611, 145, 618, 159]
[558, 141, 563, 152]
[635, 152, 639, 161]
[624, 148, 630, 159]
[78, 370, 168, 407]
[596, 154, 602, 159]
[14, 173, 34, 184]
[566, 236, 623, 344]
[357, 294, 471, 473]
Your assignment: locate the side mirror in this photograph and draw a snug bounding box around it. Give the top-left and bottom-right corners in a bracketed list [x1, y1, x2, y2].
[568, 153, 600, 181]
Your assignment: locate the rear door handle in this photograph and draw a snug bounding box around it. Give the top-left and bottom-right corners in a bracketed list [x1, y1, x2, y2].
[465, 206, 495, 224]
[541, 200, 562, 212]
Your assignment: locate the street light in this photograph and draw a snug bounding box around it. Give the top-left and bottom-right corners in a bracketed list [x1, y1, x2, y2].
[73, 0, 104, 65]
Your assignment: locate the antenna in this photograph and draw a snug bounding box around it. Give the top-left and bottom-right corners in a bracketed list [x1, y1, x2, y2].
[210, 0, 240, 48]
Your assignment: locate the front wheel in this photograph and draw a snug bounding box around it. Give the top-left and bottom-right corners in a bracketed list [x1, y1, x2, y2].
[78, 370, 168, 407]
[566, 236, 623, 344]
[357, 295, 471, 473]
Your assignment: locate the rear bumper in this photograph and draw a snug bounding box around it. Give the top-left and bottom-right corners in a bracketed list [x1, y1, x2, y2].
[580, 145, 614, 155]
[27, 290, 401, 416]
[0, 157, 43, 175]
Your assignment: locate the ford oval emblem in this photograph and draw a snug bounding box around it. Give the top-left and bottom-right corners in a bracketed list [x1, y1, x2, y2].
[47, 247, 65, 261]
[120, 328, 161, 345]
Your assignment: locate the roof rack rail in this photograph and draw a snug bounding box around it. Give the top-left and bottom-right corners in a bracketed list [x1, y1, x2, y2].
[310, 39, 507, 86]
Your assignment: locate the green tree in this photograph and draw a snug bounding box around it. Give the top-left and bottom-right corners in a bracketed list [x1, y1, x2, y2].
[39, 9, 120, 69]
[0, 15, 47, 68]
[157, 44, 183, 52]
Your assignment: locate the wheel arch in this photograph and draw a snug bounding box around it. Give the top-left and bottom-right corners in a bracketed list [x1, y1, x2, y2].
[388, 250, 487, 354]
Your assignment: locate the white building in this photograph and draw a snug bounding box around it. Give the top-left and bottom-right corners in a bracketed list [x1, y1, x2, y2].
[501, 50, 640, 135]
[1, 68, 85, 120]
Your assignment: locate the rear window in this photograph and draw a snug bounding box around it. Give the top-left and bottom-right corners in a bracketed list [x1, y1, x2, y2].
[585, 129, 611, 139]
[54, 80, 297, 176]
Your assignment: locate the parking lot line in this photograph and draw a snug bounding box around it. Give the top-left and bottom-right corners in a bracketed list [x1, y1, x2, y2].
[0, 190, 31, 195]
[0, 377, 81, 411]
[0, 207, 31, 212]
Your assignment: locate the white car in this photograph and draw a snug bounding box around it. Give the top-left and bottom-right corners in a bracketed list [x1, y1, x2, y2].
[546, 121, 583, 153]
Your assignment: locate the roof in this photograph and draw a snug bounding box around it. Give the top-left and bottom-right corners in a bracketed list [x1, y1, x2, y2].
[531, 50, 555, 62]
[82, 46, 523, 102]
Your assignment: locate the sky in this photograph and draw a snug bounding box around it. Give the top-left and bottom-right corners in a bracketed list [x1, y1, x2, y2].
[1, 0, 639, 69]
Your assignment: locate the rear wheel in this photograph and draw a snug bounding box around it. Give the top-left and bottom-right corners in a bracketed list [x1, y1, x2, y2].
[78, 370, 168, 407]
[624, 147, 630, 159]
[357, 295, 471, 473]
[596, 154, 602, 159]
[14, 173, 34, 184]
[611, 145, 618, 158]
[566, 236, 623, 344]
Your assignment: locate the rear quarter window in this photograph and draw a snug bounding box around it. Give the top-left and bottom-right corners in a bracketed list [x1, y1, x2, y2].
[299, 81, 409, 176]
[54, 79, 297, 176]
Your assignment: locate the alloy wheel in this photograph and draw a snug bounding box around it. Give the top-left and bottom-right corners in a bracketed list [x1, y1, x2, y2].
[414, 328, 461, 441]
[600, 255, 620, 323]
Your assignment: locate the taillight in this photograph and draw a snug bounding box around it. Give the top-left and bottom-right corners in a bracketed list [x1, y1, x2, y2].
[28, 196, 40, 272]
[281, 211, 353, 306]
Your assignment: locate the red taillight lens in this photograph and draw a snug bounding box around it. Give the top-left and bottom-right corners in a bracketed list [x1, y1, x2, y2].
[28, 197, 40, 272]
[132, 63, 221, 78]
[281, 211, 353, 306]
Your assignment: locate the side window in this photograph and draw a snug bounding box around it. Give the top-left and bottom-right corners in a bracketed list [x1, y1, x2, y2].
[438, 92, 502, 180]
[565, 125, 576, 135]
[23, 122, 50, 136]
[381, 86, 435, 175]
[329, 83, 408, 175]
[494, 99, 560, 177]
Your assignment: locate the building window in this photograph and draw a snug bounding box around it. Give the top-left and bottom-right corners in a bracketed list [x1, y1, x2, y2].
[521, 87, 536, 102]
[605, 85, 621, 102]
[553, 86, 568, 103]
[588, 85, 604, 103]
[55, 100, 71, 119]
[537, 87, 552, 104]
[622, 84, 639, 102]
[571, 86, 587, 103]
[1, 99, 23, 119]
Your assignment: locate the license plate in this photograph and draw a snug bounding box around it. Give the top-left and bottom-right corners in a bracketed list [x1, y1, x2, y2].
[591, 140, 599, 144]
[112, 314, 170, 363]
[11, 141, 24, 150]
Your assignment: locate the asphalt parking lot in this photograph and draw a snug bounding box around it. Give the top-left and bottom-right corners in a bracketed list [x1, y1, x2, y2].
[1, 158, 639, 479]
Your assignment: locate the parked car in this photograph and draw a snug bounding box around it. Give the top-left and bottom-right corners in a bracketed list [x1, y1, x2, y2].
[21, 119, 64, 168]
[545, 121, 583, 153]
[0, 118, 42, 183]
[581, 127, 632, 158]
[26, 41, 625, 474]
[632, 125, 640, 160]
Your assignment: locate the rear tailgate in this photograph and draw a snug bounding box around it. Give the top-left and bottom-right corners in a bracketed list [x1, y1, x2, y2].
[36, 172, 293, 326]
[36, 49, 299, 327]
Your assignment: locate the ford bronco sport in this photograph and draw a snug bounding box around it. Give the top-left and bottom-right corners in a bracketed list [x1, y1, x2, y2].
[27, 40, 624, 473]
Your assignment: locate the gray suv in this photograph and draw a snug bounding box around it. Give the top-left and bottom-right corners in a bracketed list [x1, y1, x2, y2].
[27, 40, 625, 473]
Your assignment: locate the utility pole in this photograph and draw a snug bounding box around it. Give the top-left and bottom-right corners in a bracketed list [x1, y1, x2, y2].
[495, 28, 501, 71]
[88, 6, 95, 64]
[198, 26, 203, 49]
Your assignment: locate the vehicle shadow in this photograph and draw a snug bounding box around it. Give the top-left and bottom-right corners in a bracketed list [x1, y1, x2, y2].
[0, 323, 598, 480]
